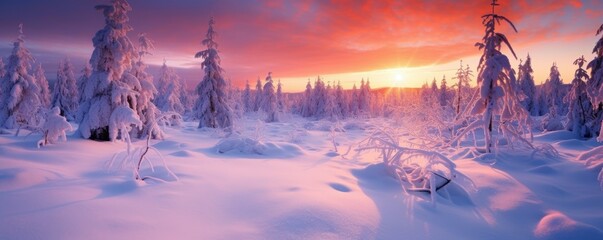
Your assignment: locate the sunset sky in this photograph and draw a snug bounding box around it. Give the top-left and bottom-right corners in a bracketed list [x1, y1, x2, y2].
[0, 0, 602, 92]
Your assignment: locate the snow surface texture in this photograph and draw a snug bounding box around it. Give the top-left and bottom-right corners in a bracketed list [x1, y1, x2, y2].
[1, 116, 603, 239]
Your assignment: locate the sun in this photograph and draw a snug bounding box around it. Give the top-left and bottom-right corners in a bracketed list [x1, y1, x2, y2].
[393, 72, 404, 86]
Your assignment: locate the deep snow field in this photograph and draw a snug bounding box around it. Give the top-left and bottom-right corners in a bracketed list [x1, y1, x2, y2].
[1, 115, 603, 240]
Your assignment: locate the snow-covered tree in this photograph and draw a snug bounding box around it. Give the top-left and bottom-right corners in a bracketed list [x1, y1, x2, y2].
[465, 0, 530, 153]
[276, 79, 284, 112]
[130, 33, 163, 139]
[439, 75, 449, 107]
[518, 54, 537, 115]
[76, 62, 92, 105]
[301, 80, 314, 117]
[452, 61, 473, 115]
[313, 76, 327, 118]
[335, 81, 347, 118]
[34, 64, 51, 108]
[78, 0, 158, 140]
[542, 105, 564, 131]
[154, 61, 184, 114]
[541, 62, 565, 115]
[322, 82, 339, 121]
[261, 72, 278, 122]
[38, 107, 72, 147]
[180, 81, 195, 117]
[349, 83, 360, 117]
[359, 78, 372, 114]
[253, 77, 262, 112]
[0, 58, 6, 79]
[242, 80, 252, 113]
[193, 18, 233, 128]
[52, 59, 79, 120]
[0, 24, 42, 129]
[587, 23, 603, 140]
[565, 56, 596, 138]
[430, 78, 439, 97]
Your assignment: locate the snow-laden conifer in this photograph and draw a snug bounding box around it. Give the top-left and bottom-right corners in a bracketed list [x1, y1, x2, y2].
[541, 63, 565, 115]
[78, 0, 140, 140]
[253, 77, 262, 112]
[52, 59, 79, 120]
[587, 23, 603, 140]
[459, 0, 531, 153]
[0, 58, 5, 79]
[276, 79, 284, 112]
[519, 54, 537, 115]
[261, 72, 278, 122]
[193, 18, 232, 128]
[130, 33, 163, 139]
[34, 64, 51, 108]
[154, 61, 184, 114]
[439, 75, 449, 107]
[0, 24, 42, 129]
[565, 56, 596, 138]
[242, 80, 252, 113]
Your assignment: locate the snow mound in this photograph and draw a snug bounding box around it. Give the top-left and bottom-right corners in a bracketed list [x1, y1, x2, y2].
[534, 211, 603, 239]
[214, 135, 304, 158]
[0, 168, 61, 191]
[303, 121, 345, 132]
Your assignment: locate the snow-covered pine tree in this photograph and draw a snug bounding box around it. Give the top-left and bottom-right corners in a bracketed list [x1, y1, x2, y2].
[76, 62, 92, 105]
[359, 78, 372, 114]
[130, 33, 163, 139]
[34, 64, 51, 108]
[276, 79, 284, 112]
[565, 56, 596, 138]
[468, 0, 530, 153]
[253, 77, 262, 112]
[242, 80, 252, 113]
[313, 76, 327, 118]
[323, 82, 339, 121]
[78, 0, 160, 141]
[180, 80, 194, 118]
[430, 78, 439, 98]
[0, 24, 42, 129]
[261, 72, 278, 122]
[439, 75, 449, 107]
[349, 83, 360, 117]
[541, 62, 565, 115]
[587, 23, 603, 140]
[0, 58, 6, 79]
[452, 61, 473, 115]
[193, 18, 233, 129]
[519, 54, 537, 115]
[301, 80, 314, 117]
[154, 61, 184, 114]
[0, 58, 4, 105]
[227, 84, 243, 119]
[335, 81, 347, 118]
[52, 59, 79, 120]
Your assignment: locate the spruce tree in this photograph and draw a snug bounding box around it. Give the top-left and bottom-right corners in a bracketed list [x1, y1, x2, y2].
[193, 18, 232, 128]
[0, 24, 42, 129]
[470, 0, 529, 152]
[261, 72, 278, 122]
[52, 59, 79, 120]
[34, 63, 51, 108]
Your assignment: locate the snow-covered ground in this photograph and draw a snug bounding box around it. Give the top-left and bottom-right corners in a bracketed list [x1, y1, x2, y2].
[1, 116, 603, 240]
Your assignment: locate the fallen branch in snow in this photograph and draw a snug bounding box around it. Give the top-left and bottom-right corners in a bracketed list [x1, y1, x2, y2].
[356, 127, 473, 198]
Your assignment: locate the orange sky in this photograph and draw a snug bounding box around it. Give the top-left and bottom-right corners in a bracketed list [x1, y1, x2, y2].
[0, 0, 602, 92]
